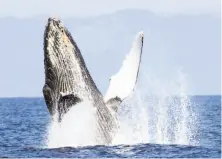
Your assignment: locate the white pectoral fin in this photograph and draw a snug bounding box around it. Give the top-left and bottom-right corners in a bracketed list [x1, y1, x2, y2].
[104, 31, 144, 109]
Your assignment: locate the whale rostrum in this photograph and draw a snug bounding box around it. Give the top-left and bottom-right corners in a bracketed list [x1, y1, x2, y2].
[43, 17, 144, 144]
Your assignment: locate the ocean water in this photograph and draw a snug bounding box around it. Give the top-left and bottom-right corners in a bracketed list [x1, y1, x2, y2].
[0, 95, 221, 158]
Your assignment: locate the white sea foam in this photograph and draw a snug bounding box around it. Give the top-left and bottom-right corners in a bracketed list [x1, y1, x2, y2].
[112, 70, 198, 146]
[45, 100, 98, 148]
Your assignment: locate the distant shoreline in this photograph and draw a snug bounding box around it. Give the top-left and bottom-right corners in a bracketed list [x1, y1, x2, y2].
[0, 95, 221, 99]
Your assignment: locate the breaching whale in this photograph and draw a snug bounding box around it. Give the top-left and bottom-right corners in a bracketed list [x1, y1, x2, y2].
[43, 17, 144, 145]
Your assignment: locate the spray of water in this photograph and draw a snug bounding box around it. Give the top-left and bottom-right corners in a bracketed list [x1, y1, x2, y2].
[112, 70, 198, 146]
[44, 70, 198, 148]
[45, 100, 98, 148]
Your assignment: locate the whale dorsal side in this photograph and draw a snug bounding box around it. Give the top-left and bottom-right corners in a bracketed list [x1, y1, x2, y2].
[104, 32, 144, 113]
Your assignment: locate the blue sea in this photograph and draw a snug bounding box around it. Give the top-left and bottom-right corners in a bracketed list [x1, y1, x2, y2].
[0, 95, 221, 158]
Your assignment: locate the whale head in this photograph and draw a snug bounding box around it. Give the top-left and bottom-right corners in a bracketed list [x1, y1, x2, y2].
[43, 18, 92, 120]
[44, 18, 80, 71]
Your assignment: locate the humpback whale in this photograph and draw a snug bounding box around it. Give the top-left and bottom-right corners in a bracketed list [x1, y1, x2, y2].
[43, 17, 144, 144]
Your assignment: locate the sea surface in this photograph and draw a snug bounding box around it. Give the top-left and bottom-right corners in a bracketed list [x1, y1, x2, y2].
[0, 95, 221, 158]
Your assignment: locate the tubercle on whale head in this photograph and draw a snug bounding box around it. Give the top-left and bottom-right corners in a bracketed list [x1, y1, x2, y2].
[43, 17, 81, 70]
[44, 17, 71, 49]
[43, 17, 94, 86]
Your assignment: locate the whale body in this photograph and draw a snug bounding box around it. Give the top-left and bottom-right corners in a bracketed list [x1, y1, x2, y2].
[43, 18, 144, 144]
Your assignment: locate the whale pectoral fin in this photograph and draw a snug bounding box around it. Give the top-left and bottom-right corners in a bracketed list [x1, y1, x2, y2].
[57, 93, 82, 121]
[104, 31, 144, 112]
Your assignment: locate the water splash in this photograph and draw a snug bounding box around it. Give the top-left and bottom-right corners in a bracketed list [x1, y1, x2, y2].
[112, 70, 198, 146]
[45, 100, 98, 148]
[44, 70, 198, 148]
[112, 91, 149, 145]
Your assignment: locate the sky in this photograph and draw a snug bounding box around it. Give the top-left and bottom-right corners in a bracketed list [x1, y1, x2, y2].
[0, 0, 220, 18]
[0, 0, 220, 97]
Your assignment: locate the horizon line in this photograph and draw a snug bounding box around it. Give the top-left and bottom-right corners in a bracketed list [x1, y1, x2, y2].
[0, 94, 221, 99]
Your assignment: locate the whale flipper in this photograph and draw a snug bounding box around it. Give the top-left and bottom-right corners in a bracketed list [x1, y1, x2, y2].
[57, 93, 82, 120]
[104, 32, 144, 113]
